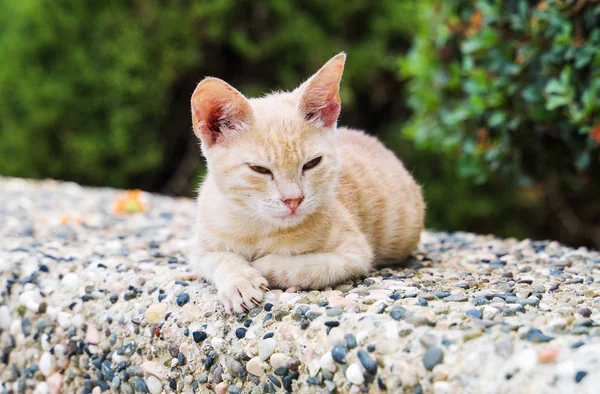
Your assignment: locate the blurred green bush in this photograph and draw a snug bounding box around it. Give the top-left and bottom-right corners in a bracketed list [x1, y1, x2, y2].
[402, 0, 600, 247]
[0, 0, 597, 247]
[0, 0, 418, 192]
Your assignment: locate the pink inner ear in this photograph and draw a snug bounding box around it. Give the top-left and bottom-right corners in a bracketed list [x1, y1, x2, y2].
[306, 99, 341, 128]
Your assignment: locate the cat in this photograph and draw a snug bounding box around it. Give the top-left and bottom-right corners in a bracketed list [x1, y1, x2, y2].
[189, 53, 425, 313]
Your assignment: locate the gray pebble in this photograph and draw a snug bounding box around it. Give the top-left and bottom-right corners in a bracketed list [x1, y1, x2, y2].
[423, 346, 444, 370]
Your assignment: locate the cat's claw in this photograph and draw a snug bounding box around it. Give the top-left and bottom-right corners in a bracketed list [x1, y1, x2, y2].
[218, 273, 268, 314]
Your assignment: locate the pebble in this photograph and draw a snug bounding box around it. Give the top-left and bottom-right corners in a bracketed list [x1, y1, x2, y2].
[326, 307, 343, 317]
[191, 330, 207, 343]
[466, 309, 483, 319]
[176, 293, 190, 306]
[146, 376, 162, 394]
[423, 346, 444, 370]
[39, 352, 55, 377]
[247, 357, 265, 376]
[331, 344, 347, 363]
[259, 338, 277, 361]
[575, 371, 587, 383]
[345, 333, 357, 349]
[444, 294, 468, 302]
[215, 382, 229, 394]
[0, 305, 11, 329]
[525, 328, 555, 343]
[144, 303, 167, 324]
[357, 350, 377, 374]
[133, 378, 150, 393]
[269, 353, 287, 369]
[86, 324, 100, 344]
[346, 363, 365, 385]
[3, 181, 600, 394]
[235, 327, 247, 339]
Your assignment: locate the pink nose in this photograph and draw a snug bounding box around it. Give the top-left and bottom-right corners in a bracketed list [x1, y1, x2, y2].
[282, 198, 303, 214]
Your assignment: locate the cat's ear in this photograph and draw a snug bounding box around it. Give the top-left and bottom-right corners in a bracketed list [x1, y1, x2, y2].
[297, 53, 346, 128]
[191, 78, 253, 148]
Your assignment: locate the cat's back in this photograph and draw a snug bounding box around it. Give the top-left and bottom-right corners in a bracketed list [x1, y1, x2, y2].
[335, 128, 425, 262]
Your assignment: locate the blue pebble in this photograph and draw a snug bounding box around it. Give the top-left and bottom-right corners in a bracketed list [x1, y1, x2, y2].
[274, 366, 288, 376]
[183, 328, 189, 336]
[158, 294, 167, 302]
[176, 293, 190, 306]
[575, 371, 587, 383]
[571, 341, 585, 349]
[471, 297, 490, 306]
[331, 344, 347, 363]
[389, 294, 402, 301]
[192, 331, 207, 343]
[345, 333, 357, 349]
[390, 307, 407, 321]
[268, 374, 282, 388]
[417, 297, 428, 306]
[357, 349, 377, 375]
[235, 328, 247, 339]
[263, 332, 274, 339]
[101, 360, 115, 381]
[264, 303, 273, 311]
[177, 352, 186, 366]
[132, 378, 149, 393]
[525, 328, 554, 343]
[466, 309, 483, 319]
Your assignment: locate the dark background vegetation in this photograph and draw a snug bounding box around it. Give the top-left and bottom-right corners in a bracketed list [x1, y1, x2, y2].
[0, 0, 598, 248]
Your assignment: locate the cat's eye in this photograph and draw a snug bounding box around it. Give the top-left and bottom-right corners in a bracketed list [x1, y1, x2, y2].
[303, 156, 322, 171]
[249, 165, 272, 175]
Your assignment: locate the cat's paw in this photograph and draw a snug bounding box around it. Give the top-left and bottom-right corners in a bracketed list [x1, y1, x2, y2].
[251, 255, 293, 289]
[218, 271, 268, 314]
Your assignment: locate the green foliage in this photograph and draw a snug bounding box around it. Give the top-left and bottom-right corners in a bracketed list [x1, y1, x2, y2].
[402, 0, 600, 247]
[403, 0, 600, 184]
[0, 0, 420, 189]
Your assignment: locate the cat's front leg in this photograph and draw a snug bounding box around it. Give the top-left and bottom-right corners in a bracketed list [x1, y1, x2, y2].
[251, 242, 373, 290]
[193, 251, 268, 313]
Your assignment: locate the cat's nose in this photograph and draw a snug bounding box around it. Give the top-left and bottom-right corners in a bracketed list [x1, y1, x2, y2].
[282, 197, 303, 214]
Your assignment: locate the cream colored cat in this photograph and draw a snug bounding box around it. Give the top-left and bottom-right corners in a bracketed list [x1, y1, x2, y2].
[190, 53, 425, 313]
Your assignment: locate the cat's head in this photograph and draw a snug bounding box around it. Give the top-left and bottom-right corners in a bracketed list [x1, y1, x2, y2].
[191, 53, 346, 227]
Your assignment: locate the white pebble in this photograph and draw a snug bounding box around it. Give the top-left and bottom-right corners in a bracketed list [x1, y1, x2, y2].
[308, 359, 321, 376]
[328, 327, 344, 346]
[211, 337, 224, 351]
[0, 305, 12, 329]
[345, 363, 364, 385]
[146, 376, 162, 394]
[433, 381, 452, 394]
[19, 290, 42, 312]
[34, 382, 49, 394]
[247, 357, 265, 376]
[62, 273, 80, 288]
[72, 314, 84, 328]
[269, 353, 287, 369]
[39, 352, 55, 377]
[259, 338, 277, 361]
[320, 352, 336, 372]
[57, 312, 72, 329]
[483, 306, 499, 320]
